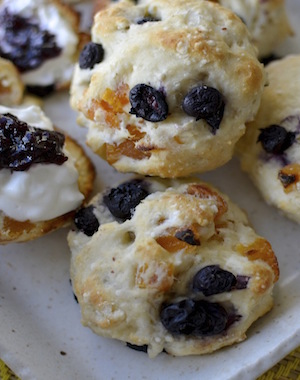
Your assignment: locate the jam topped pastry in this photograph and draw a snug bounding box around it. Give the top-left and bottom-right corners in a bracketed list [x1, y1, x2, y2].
[71, 0, 266, 178]
[68, 177, 278, 357]
[0, 104, 95, 243]
[0, 0, 83, 95]
[237, 55, 300, 224]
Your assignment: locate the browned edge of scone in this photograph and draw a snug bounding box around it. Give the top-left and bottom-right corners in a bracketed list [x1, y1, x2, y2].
[0, 134, 95, 244]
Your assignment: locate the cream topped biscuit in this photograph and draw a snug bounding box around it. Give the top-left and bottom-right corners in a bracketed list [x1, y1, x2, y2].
[0, 0, 82, 95]
[0, 105, 95, 243]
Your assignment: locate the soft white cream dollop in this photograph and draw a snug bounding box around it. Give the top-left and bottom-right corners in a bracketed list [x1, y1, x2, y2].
[0, 105, 84, 222]
[0, 0, 78, 86]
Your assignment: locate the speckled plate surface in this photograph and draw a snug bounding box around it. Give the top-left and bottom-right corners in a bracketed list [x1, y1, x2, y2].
[0, 1, 300, 379]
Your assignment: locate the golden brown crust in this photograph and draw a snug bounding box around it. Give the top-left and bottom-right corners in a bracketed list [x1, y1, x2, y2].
[0, 58, 24, 106]
[0, 135, 95, 244]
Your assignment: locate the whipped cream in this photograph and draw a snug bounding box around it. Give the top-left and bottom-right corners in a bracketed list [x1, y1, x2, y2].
[0, 105, 84, 222]
[0, 0, 79, 86]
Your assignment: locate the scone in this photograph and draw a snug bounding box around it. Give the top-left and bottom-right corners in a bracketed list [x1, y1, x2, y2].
[68, 177, 279, 358]
[92, 0, 292, 59]
[237, 55, 300, 225]
[212, 0, 292, 59]
[71, 0, 266, 178]
[0, 58, 24, 106]
[0, 105, 95, 244]
[0, 0, 84, 97]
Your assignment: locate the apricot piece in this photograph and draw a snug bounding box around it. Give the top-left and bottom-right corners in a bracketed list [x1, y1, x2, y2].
[278, 163, 300, 193]
[236, 238, 279, 282]
[186, 184, 228, 219]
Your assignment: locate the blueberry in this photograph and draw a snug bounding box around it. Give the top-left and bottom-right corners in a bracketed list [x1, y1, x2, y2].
[69, 279, 79, 303]
[160, 299, 228, 336]
[79, 42, 104, 69]
[26, 84, 55, 98]
[0, 113, 67, 171]
[257, 125, 295, 154]
[235, 275, 249, 290]
[103, 179, 149, 221]
[129, 84, 168, 122]
[135, 17, 160, 25]
[175, 229, 200, 246]
[182, 85, 225, 134]
[126, 343, 148, 353]
[0, 9, 61, 72]
[74, 205, 100, 236]
[192, 265, 236, 296]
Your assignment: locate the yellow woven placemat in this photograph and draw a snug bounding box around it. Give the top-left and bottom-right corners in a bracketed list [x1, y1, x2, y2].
[1, 348, 300, 379]
[0, 359, 20, 380]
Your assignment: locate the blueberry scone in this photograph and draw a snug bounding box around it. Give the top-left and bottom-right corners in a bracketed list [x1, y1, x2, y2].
[0, 105, 95, 243]
[0, 0, 84, 97]
[213, 0, 292, 59]
[71, 0, 266, 178]
[92, 0, 292, 59]
[237, 55, 300, 224]
[68, 177, 279, 357]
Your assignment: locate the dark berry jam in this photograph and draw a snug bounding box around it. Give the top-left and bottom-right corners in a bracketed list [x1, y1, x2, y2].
[160, 298, 228, 336]
[192, 265, 237, 296]
[0, 9, 61, 72]
[175, 229, 200, 246]
[103, 179, 149, 221]
[129, 84, 169, 122]
[74, 205, 100, 236]
[182, 85, 225, 134]
[79, 42, 105, 70]
[257, 125, 295, 154]
[0, 113, 67, 171]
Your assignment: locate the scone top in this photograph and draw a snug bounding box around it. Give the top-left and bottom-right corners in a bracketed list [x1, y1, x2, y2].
[69, 177, 279, 357]
[71, 0, 266, 177]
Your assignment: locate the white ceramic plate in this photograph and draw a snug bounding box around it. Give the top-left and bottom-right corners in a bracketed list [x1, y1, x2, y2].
[0, 1, 300, 379]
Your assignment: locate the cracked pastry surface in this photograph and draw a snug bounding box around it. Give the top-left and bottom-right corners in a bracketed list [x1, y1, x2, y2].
[71, 0, 266, 178]
[237, 55, 300, 224]
[93, 0, 293, 59]
[68, 177, 279, 357]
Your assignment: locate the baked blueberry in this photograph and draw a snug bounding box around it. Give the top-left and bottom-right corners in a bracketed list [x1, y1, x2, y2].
[0, 9, 61, 72]
[160, 298, 228, 336]
[135, 17, 160, 25]
[103, 179, 149, 221]
[74, 205, 100, 236]
[257, 124, 295, 154]
[192, 265, 237, 296]
[26, 84, 55, 97]
[129, 84, 168, 122]
[79, 42, 105, 70]
[182, 85, 225, 134]
[0, 113, 67, 171]
[175, 229, 200, 245]
[126, 343, 148, 353]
